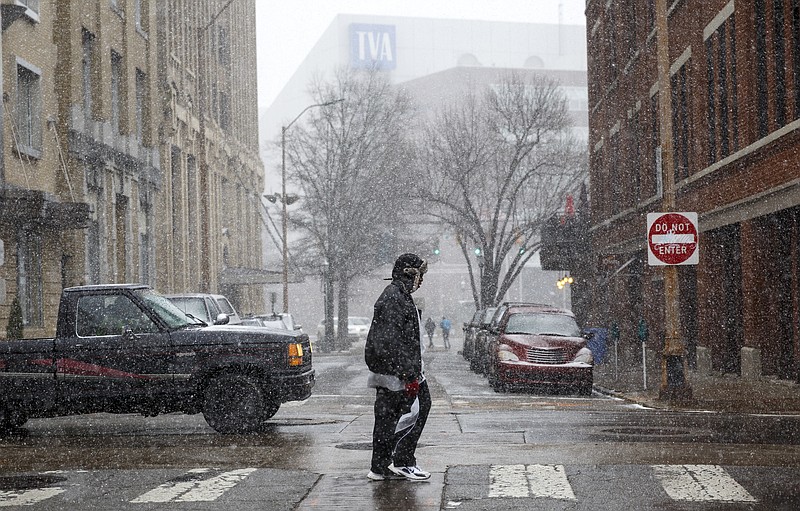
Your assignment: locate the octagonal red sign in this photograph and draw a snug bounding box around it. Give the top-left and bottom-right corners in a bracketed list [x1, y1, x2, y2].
[647, 212, 699, 266]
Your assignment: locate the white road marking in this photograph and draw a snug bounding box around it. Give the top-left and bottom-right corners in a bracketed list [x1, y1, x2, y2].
[0, 488, 66, 506]
[489, 464, 575, 500]
[526, 464, 576, 500]
[130, 468, 256, 503]
[652, 465, 757, 503]
[489, 464, 528, 498]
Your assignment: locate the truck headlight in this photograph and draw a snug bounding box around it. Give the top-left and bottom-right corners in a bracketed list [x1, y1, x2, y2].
[574, 347, 593, 365]
[497, 345, 519, 362]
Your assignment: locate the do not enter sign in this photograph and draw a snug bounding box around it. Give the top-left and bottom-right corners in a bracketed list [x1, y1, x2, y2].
[647, 212, 699, 266]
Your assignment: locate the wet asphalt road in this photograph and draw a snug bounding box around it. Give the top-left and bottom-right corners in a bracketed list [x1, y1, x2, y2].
[1, 338, 800, 510]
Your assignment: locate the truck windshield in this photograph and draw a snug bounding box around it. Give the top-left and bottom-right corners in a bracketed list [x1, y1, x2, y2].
[135, 289, 196, 329]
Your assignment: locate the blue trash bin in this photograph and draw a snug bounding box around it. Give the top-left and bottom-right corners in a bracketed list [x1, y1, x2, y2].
[584, 327, 608, 364]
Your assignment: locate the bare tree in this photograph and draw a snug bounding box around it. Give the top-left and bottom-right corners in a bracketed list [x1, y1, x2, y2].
[416, 71, 586, 308]
[284, 66, 417, 347]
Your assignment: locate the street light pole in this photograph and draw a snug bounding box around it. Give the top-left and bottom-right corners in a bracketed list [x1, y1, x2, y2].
[279, 98, 344, 313]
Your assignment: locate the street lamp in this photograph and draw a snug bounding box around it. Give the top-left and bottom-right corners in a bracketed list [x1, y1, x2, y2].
[279, 98, 344, 313]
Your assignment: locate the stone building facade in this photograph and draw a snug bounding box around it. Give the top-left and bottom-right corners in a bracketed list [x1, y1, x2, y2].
[585, 0, 800, 382]
[0, 0, 264, 337]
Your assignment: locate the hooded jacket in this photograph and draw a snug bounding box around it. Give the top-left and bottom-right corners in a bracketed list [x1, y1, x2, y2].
[364, 275, 422, 384]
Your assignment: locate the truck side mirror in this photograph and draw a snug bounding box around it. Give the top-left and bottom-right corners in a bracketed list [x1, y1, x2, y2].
[214, 313, 230, 325]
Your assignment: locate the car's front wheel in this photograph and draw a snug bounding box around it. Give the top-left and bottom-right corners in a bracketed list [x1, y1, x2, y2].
[202, 373, 279, 433]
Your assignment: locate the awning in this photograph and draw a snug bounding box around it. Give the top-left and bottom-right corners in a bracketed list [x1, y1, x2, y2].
[219, 267, 304, 286]
[0, 188, 90, 230]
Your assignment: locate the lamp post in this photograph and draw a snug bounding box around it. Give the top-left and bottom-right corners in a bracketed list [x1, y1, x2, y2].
[279, 98, 344, 313]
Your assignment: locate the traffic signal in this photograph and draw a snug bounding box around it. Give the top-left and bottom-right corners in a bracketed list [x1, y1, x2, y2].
[474, 247, 482, 256]
[433, 247, 441, 256]
[519, 246, 526, 255]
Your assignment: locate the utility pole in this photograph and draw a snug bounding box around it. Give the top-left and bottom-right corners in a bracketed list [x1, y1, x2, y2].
[655, 0, 692, 401]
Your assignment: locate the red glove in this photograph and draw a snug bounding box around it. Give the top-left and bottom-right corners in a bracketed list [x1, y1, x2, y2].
[404, 379, 420, 398]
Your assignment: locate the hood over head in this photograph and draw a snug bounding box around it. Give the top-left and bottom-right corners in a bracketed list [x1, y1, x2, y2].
[391, 253, 427, 293]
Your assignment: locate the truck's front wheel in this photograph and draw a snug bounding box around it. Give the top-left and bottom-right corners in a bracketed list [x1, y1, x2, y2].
[202, 373, 279, 433]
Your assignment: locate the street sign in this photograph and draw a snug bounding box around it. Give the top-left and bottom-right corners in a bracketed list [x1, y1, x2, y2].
[647, 212, 698, 266]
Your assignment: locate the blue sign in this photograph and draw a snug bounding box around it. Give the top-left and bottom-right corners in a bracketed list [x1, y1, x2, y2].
[350, 24, 396, 70]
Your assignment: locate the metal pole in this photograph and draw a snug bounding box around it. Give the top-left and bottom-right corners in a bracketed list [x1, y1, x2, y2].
[281, 125, 289, 313]
[278, 98, 344, 314]
[655, 0, 692, 400]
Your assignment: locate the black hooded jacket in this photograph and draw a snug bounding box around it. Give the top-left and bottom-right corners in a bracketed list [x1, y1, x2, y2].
[364, 276, 422, 384]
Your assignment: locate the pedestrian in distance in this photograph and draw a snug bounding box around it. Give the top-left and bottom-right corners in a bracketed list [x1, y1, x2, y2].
[424, 317, 436, 348]
[440, 316, 452, 349]
[365, 253, 432, 482]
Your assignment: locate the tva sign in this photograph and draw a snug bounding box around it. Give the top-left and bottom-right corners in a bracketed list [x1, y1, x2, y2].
[350, 24, 396, 70]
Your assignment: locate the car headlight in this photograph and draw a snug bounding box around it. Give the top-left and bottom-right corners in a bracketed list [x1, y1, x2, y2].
[497, 345, 519, 362]
[574, 347, 593, 365]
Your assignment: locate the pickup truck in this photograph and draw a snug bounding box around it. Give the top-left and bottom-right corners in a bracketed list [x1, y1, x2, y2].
[0, 284, 314, 434]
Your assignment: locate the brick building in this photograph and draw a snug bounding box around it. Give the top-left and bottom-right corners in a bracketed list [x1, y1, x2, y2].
[0, 0, 264, 337]
[585, 0, 800, 382]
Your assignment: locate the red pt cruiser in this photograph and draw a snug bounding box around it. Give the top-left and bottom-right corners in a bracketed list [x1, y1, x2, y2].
[486, 304, 593, 395]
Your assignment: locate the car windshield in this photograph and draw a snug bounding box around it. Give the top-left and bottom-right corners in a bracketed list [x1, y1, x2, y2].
[168, 297, 209, 322]
[135, 289, 196, 329]
[504, 313, 581, 337]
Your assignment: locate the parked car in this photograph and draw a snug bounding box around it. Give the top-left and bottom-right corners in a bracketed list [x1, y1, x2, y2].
[462, 309, 483, 361]
[485, 303, 594, 395]
[166, 293, 242, 325]
[242, 313, 302, 332]
[469, 307, 497, 374]
[242, 314, 288, 330]
[211, 294, 242, 324]
[164, 293, 227, 325]
[316, 316, 371, 342]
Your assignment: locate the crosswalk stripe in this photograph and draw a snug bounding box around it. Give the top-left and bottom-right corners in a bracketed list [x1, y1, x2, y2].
[489, 464, 528, 498]
[526, 464, 576, 501]
[652, 464, 758, 503]
[130, 468, 257, 503]
[0, 488, 66, 507]
[489, 464, 576, 500]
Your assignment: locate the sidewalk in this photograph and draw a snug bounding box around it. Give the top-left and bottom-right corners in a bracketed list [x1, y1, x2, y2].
[593, 360, 800, 415]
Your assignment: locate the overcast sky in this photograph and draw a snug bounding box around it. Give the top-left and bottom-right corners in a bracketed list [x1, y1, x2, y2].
[255, 0, 587, 109]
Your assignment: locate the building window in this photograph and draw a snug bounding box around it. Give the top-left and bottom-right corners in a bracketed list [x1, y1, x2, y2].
[135, 68, 146, 143]
[219, 91, 231, 130]
[774, 0, 787, 128]
[630, 109, 642, 203]
[671, 63, 690, 181]
[17, 231, 43, 327]
[87, 219, 101, 285]
[135, 0, 148, 33]
[187, 154, 198, 259]
[650, 94, 662, 198]
[705, 14, 739, 163]
[16, 60, 42, 157]
[111, 51, 122, 134]
[218, 25, 231, 68]
[82, 30, 96, 122]
[755, 0, 769, 137]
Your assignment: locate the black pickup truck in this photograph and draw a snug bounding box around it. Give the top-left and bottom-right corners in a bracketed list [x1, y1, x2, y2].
[0, 284, 314, 433]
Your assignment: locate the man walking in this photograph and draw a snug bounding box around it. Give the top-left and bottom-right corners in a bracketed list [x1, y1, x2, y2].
[365, 253, 432, 482]
[424, 317, 436, 347]
[440, 316, 452, 349]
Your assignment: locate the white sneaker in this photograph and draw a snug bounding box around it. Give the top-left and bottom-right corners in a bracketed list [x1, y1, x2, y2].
[367, 470, 403, 481]
[388, 463, 431, 481]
